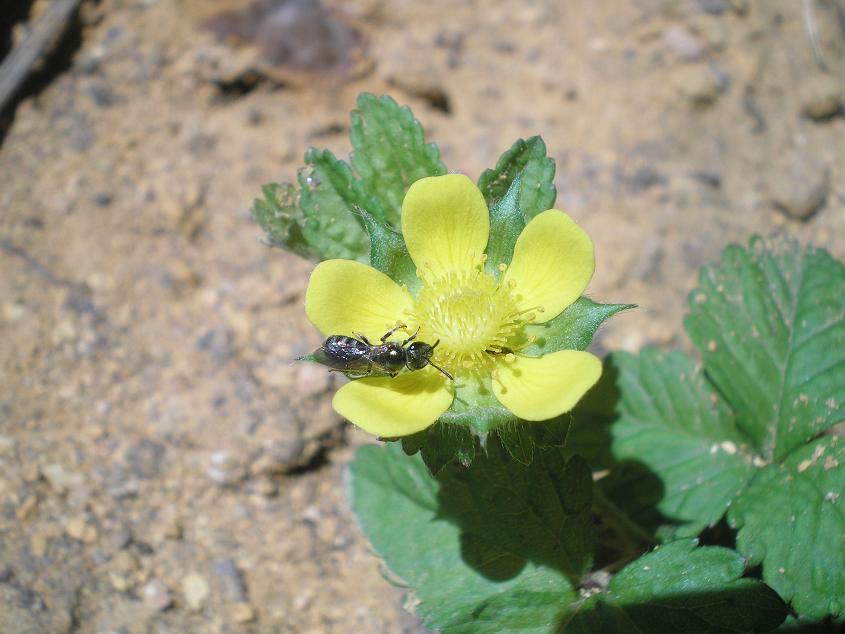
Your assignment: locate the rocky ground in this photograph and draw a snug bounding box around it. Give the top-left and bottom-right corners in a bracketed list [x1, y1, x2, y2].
[0, 0, 843, 632]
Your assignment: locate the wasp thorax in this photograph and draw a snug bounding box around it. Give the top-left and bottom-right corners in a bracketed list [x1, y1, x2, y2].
[411, 266, 537, 373]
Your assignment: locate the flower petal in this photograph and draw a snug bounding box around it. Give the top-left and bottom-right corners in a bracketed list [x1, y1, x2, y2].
[333, 370, 454, 437]
[503, 210, 594, 323]
[305, 259, 413, 340]
[401, 174, 489, 277]
[492, 351, 602, 421]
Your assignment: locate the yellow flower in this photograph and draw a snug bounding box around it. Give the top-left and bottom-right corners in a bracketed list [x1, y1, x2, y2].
[304, 174, 602, 437]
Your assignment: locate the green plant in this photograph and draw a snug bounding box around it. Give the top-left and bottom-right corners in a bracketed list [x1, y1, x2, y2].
[253, 93, 844, 632]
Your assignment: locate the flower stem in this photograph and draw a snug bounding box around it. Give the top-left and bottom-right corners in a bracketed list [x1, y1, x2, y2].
[592, 489, 655, 551]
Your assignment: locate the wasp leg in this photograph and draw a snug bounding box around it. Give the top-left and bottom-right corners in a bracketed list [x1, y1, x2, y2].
[379, 321, 409, 342]
[353, 332, 372, 345]
[401, 326, 420, 346]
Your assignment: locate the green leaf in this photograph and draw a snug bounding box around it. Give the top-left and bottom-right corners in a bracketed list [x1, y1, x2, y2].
[297, 148, 376, 262]
[564, 539, 788, 633]
[477, 136, 556, 222]
[580, 350, 757, 539]
[349, 93, 447, 226]
[685, 236, 845, 461]
[348, 440, 592, 633]
[439, 373, 517, 437]
[251, 183, 315, 260]
[484, 175, 525, 276]
[728, 436, 845, 620]
[522, 298, 636, 356]
[357, 209, 420, 292]
[496, 421, 534, 465]
[398, 422, 477, 475]
[350, 444, 786, 633]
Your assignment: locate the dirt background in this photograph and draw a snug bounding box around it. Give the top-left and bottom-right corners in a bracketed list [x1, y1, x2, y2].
[0, 0, 843, 632]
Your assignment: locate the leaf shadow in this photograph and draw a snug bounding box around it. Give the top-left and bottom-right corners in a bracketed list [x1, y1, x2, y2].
[553, 585, 791, 633]
[431, 437, 593, 587]
[567, 358, 705, 544]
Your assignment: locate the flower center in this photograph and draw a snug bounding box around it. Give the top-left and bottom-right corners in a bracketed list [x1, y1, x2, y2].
[410, 263, 539, 374]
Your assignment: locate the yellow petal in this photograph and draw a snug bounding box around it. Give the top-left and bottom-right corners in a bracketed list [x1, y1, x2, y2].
[503, 210, 594, 323]
[305, 259, 413, 341]
[401, 174, 489, 277]
[492, 351, 602, 421]
[333, 370, 454, 437]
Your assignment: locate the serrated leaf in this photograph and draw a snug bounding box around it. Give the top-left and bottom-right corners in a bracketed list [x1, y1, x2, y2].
[477, 136, 556, 222]
[728, 436, 845, 620]
[484, 174, 525, 277]
[297, 148, 376, 262]
[497, 422, 534, 465]
[685, 236, 845, 461]
[439, 373, 517, 437]
[357, 209, 420, 292]
[521, 298, 635, 356]
[398, 421, 477, 475]
[563, 540, 788, 633]
[582, 350, 757, 539]
[348, 440, 592, 633]
[349, 93, 447, 226]
[251, 183, 316, 259]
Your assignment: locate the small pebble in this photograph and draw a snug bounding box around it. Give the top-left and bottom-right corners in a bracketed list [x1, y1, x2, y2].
[182, 573, 210, 611]
[231, 602, 256, 623]
[66, 516, 98, 543]
[206, 450, 247, 486]
[212, 558, 248, 602]
[799, 74, 843, 121]
[675, 64, 723, 104]
[125, 439, 166, 479]
[143, 579, 172, 612]
[663, 26, 704, 61]
[30, 534, 48, 558]
[109, 571, 132, 592]
[41, 463, 84, 494]
[767, 154, 830, 220]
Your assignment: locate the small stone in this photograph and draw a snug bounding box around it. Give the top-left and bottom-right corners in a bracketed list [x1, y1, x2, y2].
[182, 573, 210, 611]
[767, 154, 830, 220]
[249, 475, 278, 497]
[109, 571, 132, 592]
[2, 303, 26, 321]
[663, 26, 704, 61]
[231, 602, 256, 623]
[66, 516, 97, 543]
[206, 450, 247, 486]
[212, 558, 248, 602]
[799, 74, 843, 121]
[143, 503, 182, 545]
[675, 64, 723, 104]
[41, 463, 84, 494]
[107, 526, 133, 551]
[30, 534, 48, 557]
[196, 327, 234, 361]
[696, 0, 728, 14]
[125, 439, 166, 479]
[86, 83, 114, 108]
[0, 434, 17, 453]
[51, 320, 78, 345]
[110, 550, 138, 573]
[143, 579, 172, 612]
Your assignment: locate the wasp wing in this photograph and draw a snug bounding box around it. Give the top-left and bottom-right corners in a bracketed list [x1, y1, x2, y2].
[298, 337, 375, 376]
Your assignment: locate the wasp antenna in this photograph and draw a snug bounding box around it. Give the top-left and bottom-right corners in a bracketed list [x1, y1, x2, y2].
[431, 339, 440, 349]
[429, 360, 454, 381]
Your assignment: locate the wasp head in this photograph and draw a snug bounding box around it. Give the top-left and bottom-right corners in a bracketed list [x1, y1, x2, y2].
[405, 340, 453, 380]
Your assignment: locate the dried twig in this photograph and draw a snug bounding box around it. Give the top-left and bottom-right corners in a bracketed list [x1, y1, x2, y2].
[0, 0, 82, 113]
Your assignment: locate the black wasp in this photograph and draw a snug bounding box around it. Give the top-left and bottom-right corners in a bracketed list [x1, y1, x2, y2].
[301, 323, 453, 380]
